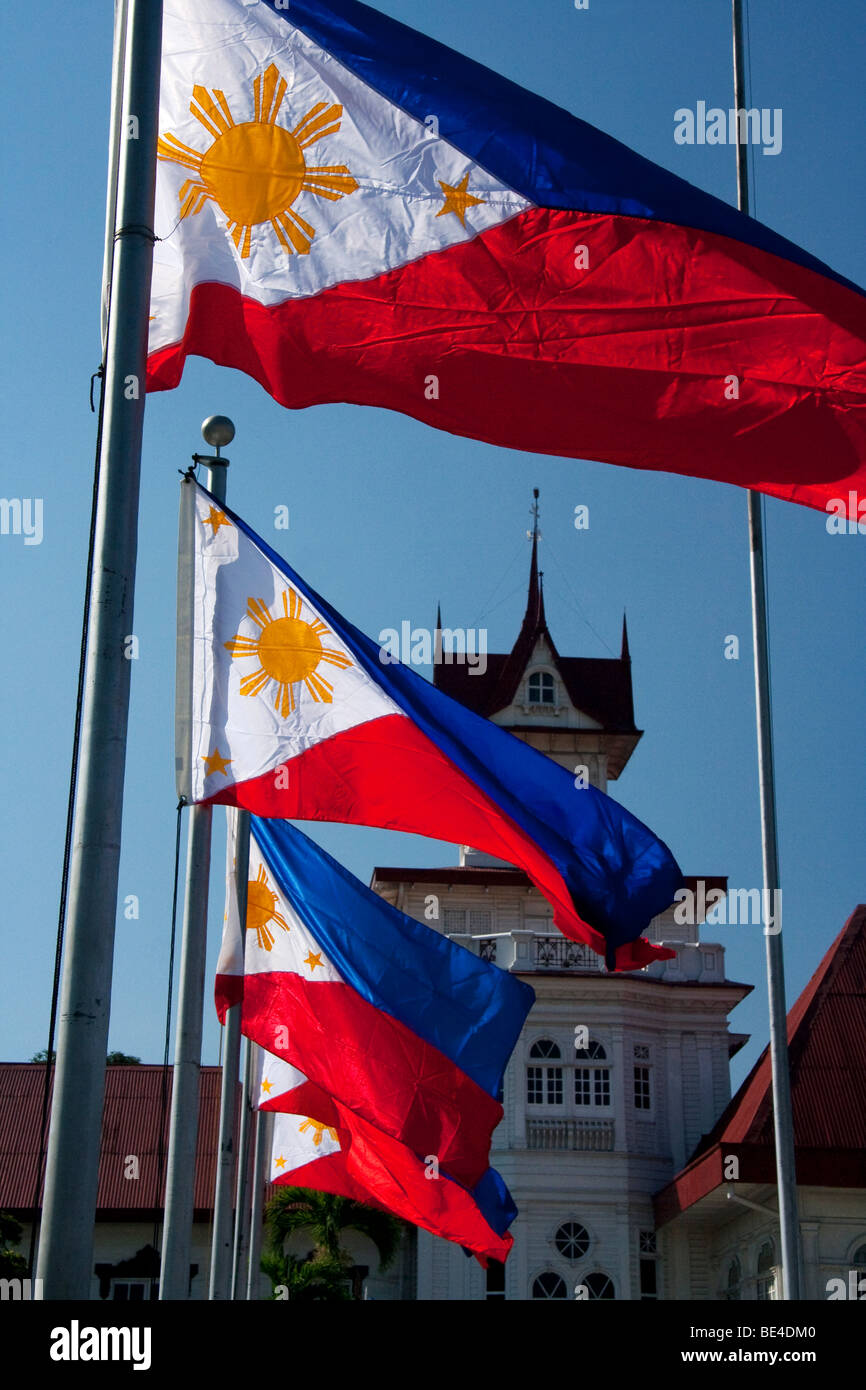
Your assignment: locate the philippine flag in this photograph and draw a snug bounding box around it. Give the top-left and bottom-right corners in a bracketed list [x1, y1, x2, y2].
[178, 477, 683, 969]
[261, 1052, 517, 1264]
[147, 0, 866, 516]
[215, 814, 534, 1187]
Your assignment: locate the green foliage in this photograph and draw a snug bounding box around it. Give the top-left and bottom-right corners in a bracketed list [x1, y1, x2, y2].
[28, 1050, 142, 1065]
[262, 1187, 405, 1300]
[260, 1250, 353, 1302]
[0, 1213, 27, 1278]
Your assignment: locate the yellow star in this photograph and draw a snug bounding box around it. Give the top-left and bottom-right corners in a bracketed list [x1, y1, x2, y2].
[436, 172, 486, 228]
[261, 1078, 273, 1096]
[204, 506, 231, 536]
[202, 747, 232, 778]
[304, 950, 324, 973]
[274, 1154, 286, 1170]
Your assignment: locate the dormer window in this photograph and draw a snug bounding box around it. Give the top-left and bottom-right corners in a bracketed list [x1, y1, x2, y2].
[528, 671, 555, 705]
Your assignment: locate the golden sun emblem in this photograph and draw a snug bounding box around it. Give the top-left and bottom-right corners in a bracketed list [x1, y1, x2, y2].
[157, 63, 359, 258]
[246, 863, 290, 952]
[225, 589, 352, 718]
[299, 1118, 339, 1148]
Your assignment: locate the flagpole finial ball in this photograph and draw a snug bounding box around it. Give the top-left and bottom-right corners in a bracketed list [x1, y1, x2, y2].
[201, 416, 235, 449]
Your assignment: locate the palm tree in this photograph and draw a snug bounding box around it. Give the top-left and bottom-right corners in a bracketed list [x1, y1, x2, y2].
[260, 1250, 353, 1302]
[263, 1188, 404, 1300]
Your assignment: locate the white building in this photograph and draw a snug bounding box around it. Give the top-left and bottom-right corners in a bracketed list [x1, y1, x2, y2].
[4, 519, 863, 1301]
[372, 522, 752, 1300]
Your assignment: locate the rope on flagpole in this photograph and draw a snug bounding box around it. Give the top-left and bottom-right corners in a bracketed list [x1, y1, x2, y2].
[151, 798, 186, 1291]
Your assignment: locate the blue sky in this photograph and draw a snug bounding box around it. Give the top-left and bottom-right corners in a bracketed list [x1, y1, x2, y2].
[1, 0, 864, 1093]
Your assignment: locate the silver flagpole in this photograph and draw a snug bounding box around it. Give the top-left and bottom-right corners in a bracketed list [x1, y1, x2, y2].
[732, 0, 803, 1300]
[160, 418, 236, 1299]
[101, 0, 129, 353]
[209, 808, 249, 1299]
[246, 1065, 266, 1300]
[36, 0, 163, 1301]
[230, 1037, 255, 1298]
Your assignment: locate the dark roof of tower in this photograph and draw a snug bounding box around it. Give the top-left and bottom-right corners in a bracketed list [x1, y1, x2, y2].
[434, 520, 637, 732]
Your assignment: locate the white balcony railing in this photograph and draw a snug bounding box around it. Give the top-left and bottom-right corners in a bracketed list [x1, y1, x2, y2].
[534, 937, 606, 972]
[526, 1118, 615, 1151]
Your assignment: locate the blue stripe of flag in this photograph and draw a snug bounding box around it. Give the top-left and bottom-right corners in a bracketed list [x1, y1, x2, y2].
[252, 816, 535, 1099]
[262, 0, 862, 294]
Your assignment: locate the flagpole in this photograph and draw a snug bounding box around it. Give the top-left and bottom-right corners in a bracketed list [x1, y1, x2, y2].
[160, 418, 236, 1299]
[732, 0, 803, 1300]
[100, 0, 128, 352]
[36, 0, 163, 1301]
[209, 807, 249, 1299]
[230, 1037, 255, 1299]
[246, 1082, 267, 1300]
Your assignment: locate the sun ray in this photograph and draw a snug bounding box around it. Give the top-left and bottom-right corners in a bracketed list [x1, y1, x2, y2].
[291, 102, 327, 137]
[228, 222, 252, 257]
[156, 134, 202, 171]
[272, 211, 312, 256]
[320, 648, 353, 668]
[302, 168, 359, 200]
[293, 103, 344, 148]
[267, 73, 288, 124]
[211, 88, 236, 131]
[224, 636, 260, 657]
[255, 66, 287, 125]
[304, 672, 334, 701]
[239, 668, 271, 697]
[276, 681, 295, 718]
[247, 597, 273, 629]
[255, 922, 275, 951]
[190, 83, 235, 138]
[179, 180, 213, 218]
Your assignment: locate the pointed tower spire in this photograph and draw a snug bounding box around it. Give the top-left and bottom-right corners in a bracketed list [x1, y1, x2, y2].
[524, 488, 546, 631]
[621, 610, 631, 661]
[434, 601, 443, 667]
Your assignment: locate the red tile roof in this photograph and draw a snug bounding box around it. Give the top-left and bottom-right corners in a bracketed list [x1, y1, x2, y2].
[0, 1064, 238, 1220]
[654, 905, 866, 1225]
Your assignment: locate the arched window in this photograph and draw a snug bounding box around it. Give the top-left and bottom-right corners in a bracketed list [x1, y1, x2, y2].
[756, 1241, 776, 1301]
[555, 1222, 590, 1261]
[574, 1040, 611, 1108]
[532, 1271, 568, 1299]
[583, 1272, 615, 1300]
[853, 1243, 866, 1267]
[528, 671, 555, 706]
[527, 1039, 562, 1106]
[724, 1258, 742, 1301]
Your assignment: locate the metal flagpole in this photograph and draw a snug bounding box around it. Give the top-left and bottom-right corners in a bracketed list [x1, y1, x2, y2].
[101, 0, 129, 353]
[160, 417, 236, 1299]
[209, 807, 249, 1299]
[36, 0, 163, 1301]
[732, 0, 803, 1300]
[246, 1070, 267, 1300]
[230, 1037, 255, 1299]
